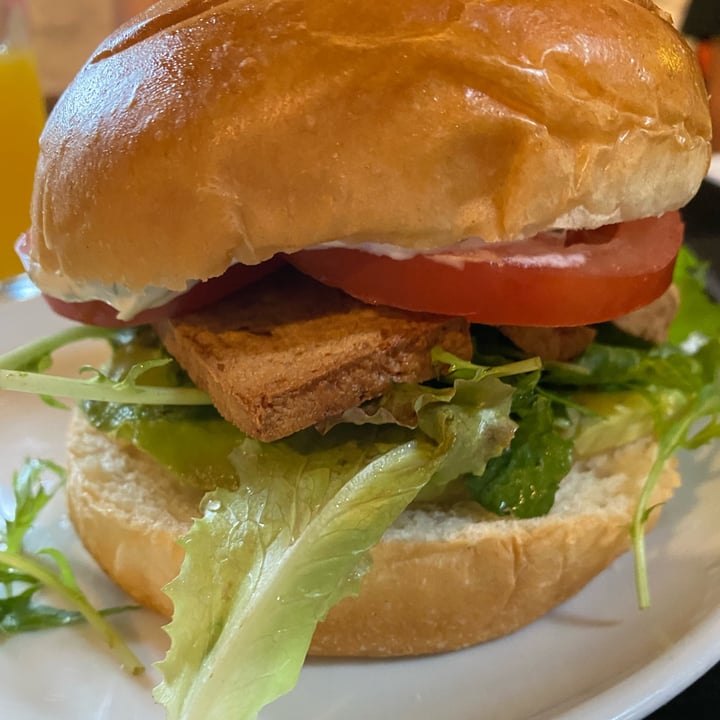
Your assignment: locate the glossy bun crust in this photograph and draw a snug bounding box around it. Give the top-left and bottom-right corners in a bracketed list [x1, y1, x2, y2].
[30, 0, 710, 292]
[66, 411, 679, 656]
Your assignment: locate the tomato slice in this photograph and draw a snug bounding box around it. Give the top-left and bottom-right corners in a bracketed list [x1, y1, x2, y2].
[44, 256, 285, 327]
[288, 213, 684, 327]
[40, 213, 683, 328]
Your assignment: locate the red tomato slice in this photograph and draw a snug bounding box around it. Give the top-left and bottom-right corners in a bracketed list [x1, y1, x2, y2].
[288, 213, 684, 327]
[44, 256, 285, 327]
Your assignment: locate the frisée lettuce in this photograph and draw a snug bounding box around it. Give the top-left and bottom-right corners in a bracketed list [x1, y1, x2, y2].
[155, 370, 517, 719]
[0, 459, 142, 673]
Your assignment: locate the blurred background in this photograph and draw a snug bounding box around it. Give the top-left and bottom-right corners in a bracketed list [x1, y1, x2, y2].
[20, 1, 698, 99]
[28, 0, 114, 100]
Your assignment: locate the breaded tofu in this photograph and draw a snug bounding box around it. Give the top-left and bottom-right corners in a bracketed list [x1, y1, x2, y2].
[155, 267, 472, 441]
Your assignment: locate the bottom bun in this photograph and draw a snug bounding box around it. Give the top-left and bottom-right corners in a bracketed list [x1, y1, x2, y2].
[66, 410, 679, 657]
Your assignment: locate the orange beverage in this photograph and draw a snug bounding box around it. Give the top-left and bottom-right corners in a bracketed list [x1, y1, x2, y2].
[0, 4, 45, 278]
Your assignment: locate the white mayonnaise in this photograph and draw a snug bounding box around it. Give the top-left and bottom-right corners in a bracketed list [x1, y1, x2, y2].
[24, 231, 576, 320]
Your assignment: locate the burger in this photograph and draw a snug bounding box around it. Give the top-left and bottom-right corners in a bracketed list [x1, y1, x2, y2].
[4, 0, 719, 718]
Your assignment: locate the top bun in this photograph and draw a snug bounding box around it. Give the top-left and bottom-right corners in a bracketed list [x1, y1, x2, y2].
[29, 0, 711, 292]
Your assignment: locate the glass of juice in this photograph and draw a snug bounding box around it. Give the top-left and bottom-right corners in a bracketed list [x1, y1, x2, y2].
[0, 0, 45, 278]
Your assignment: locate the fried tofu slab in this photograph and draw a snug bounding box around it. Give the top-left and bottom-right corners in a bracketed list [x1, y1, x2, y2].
[155, 267, 472, 441]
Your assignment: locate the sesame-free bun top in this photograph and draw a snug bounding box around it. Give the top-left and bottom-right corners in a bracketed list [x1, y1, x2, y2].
[30, 0, 711, 293]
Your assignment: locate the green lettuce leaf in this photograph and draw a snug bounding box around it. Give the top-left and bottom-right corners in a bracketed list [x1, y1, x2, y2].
[630, 370, 720, 607]
[669, 245, 720, 343]
[533, 246, 720, 605]
[154, 374, 516, 720]
[0, 325, 210, 407]
[83, 401, 244, 490]
[320, 370, 517, 501]
[0, 459, 142, 671]
[467, 372, 573, 517]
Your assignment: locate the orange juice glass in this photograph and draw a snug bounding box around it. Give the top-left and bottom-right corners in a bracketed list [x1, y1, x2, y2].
[0, 0, 45, 278]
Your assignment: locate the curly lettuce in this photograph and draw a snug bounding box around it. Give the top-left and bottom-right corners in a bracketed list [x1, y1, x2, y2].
[155, 372, 517, 720]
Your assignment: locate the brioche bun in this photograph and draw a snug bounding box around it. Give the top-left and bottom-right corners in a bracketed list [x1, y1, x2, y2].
[66, 409, 679, 657]
[29, 0, 710, 293]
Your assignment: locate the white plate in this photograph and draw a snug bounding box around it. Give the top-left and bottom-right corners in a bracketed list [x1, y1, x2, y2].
[1, 298, 719, 720]
[706, 154, 720, 186]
